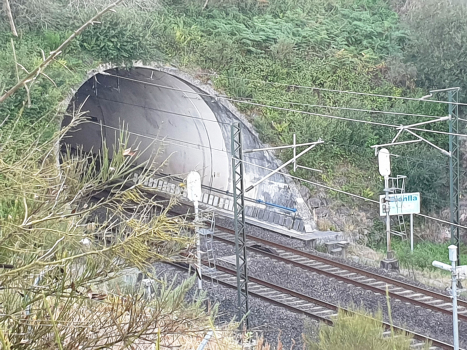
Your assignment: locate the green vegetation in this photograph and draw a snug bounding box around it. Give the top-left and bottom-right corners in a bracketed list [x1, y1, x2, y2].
[392, 239, 467, 271]
[0, 0, 465, 265]
[401, 0, 467, 100]
[0, 98, 221, 346]
[304, 308, 430, 350]
[1, 0, 466, 346]
[1, 0, 457, 217]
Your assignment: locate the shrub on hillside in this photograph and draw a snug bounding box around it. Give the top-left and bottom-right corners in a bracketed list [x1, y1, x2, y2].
[304, 309, 430, 350]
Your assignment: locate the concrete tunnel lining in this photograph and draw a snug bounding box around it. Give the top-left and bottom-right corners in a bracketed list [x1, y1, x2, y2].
[62, 66, 315, 228]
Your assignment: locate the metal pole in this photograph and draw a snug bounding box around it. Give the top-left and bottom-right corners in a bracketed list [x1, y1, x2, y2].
[451, 250, 459, 350]
[449, 89, 461, 266]
[245, 140, 323, 192]
[385, 176, 392, 258]
[410, 213, 414, 253]
[432, 245, 460, 350]
[293, 134, 296, 172]
[194, 200, 202, 290]
[231, 123, 250, 330]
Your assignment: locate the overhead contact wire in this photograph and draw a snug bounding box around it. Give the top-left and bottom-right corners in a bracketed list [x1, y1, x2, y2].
[239, 159, 467, 231]
[100, 73, 467, 137]
[198, 73, 467, 106]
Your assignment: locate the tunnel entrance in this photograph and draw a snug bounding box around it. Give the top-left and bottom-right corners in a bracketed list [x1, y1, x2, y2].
[62, 66, 314, 232]
[62, 67, 230, 191]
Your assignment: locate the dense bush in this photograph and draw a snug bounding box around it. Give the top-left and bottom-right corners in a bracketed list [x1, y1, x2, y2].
[401, 0, 467, 102]
[304, 308, 429, 350]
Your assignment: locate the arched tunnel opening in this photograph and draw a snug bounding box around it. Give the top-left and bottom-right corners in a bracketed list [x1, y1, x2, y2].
[61, 67, 314, 232]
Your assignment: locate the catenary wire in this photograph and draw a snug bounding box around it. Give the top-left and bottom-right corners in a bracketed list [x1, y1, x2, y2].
[87, 121, 228, 153]
[86, 121, 281, 165]
[74, 121, 464, 228]
[227, 98, 467, 137]
[219, 96, 444, 119]
[99, 72, 454, 121]
[88, 95, 232, 126]
[98, 73, 467, 137]
[324, 141, 450, 168]
[197, 73, 467, 106]
[93, 76, 446, 120]
[86, 120, 451, 170]
[85, 93, 448, 167]
[83, 85, 452, 167]
[239, 158, 467, 230]
[80, 94, 452, 168]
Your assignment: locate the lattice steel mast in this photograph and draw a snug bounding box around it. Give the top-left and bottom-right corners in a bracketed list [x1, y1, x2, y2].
[231, 123, 250, 329]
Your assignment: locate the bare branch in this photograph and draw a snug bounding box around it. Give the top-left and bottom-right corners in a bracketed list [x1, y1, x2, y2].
[10, 39, 19, 83]
[0, 0, 124, 104]
[3, 0, 18, 37]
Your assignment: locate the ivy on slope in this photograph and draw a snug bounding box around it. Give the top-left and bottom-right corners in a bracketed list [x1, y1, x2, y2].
[0, 0, 449, 213]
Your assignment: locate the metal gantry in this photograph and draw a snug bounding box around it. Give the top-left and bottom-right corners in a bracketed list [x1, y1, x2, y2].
[230, 123, 250, 330]
[371, 87, 462, 265]
[449, 88, 461, 265]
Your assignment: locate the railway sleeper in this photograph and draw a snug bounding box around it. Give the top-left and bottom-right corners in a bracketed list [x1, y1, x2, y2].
[321, 267, 342, 273]
[280, 252, 296, 258]
[433, 302, 452, 308]
[336, 272, 357, 278]
[368, 281, 387, 286]
[313, 309, 335, 315]
[286, 300, 310, 306]
[393, 290, 416, 295]
[405, 293, 424, 299]
[289, 256, 310, 263]
[255, 290, 283, 297]
[412, 296, 434, 302]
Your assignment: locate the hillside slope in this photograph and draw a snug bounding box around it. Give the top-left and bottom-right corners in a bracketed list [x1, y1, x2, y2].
[0, 0, 463, 248]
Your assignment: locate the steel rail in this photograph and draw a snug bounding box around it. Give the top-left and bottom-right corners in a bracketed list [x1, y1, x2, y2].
[169, 261, 455, 350]
[213, 226, 467, 322]
[168, 262, 334, 325]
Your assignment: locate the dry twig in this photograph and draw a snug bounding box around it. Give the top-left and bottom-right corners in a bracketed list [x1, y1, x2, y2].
[3, 0, 18, 36]
[0, 0, 123, 104]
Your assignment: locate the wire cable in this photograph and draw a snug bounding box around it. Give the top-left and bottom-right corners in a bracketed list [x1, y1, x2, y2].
[324, 141, 450, 169]
[198, 73, 467, 106]
[88, 95, 232, 126]
[87, 120, 451, 172]
[226, 98, 467, 137]
[98, 73, 467, 137]
[87, 121, 228, 153]
[220, 96, 444, 119]
[95, 77, 445, 121]
[226, 98, 410, 128]
[239, 158, 467, 230]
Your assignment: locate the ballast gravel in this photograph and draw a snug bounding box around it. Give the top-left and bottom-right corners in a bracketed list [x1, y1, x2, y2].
[161, 211, 464, 347]
[210, 217, 467, 347]
[216, 216, 461, 297]
[155, 263, 315, 350]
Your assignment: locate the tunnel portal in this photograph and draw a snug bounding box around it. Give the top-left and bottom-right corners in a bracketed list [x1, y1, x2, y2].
[62, 67, 314, 231]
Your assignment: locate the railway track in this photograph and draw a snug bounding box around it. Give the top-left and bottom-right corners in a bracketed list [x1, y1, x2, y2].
[211, 226, 467, 323]
[169, 261, 454, 350]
